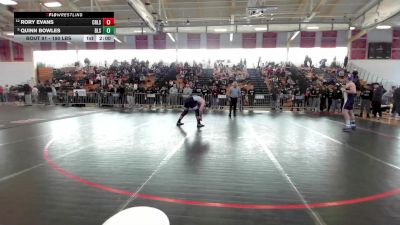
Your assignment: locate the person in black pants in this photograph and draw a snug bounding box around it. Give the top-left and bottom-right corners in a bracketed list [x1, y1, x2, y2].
[371, 83, 386, 119]
[358, 84, 373, 118]
[327, 86, 334, 112]
[320, 85, 328, 112]
[248, 87, 255, 108]
[228, 82, 241, 117]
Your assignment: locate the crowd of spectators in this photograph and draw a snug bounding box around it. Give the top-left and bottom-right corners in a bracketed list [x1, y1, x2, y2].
[1, 57, 399, 119]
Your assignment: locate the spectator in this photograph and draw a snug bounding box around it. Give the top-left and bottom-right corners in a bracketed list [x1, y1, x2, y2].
[372, 83, 386, 119]
[331, 85, 342, 113]
[358, 84, 372, 118]
[327, 86, 334, 112]
[320, 85, 328, 112]
[291, 87, 302, 111]
[352, 71, 361, 91]
[211, 86, 219, 109]
[248, 86, 255, 108]
[169, 84, 178, 107]
[0, 85, 3, 102]
[393, 86, 400, 118]
[182, 83, 192, 99]
[310, 86, 321, 112]
[117, 84, 125, 107]
[32, 86, 39, 104]
[4, 85, 9, 102]
[46, 84, 54, 105]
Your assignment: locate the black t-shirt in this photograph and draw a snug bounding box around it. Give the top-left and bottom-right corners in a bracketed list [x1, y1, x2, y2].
[327, 90, 334, 98]
[202, 89, 209, 95]
[241, 88, 247, 95]
[361, 89, 373, 100]
[333, 89, 342, 99]
[219, 89, 226, 95]
[211, 89, 219, 96]
[248, 90, 255, 96]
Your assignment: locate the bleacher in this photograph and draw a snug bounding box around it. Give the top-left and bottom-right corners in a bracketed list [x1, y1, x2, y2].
[248, 69, 269, 93]
[197, 69, 213, 87]
[287, 66, 311, 93]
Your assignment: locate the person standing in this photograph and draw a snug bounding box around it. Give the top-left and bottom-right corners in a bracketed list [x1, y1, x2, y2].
[211, 86, 219, 110]
[342, 74, 357, 132]
[46, 84, 54, 105]
[228, 82, 241, 117]
[371, 83, 386, 120]
[248, 86, 255, 108]
[182, 83, 193, 99]
[4, 85, 9, 102]
[320, 85, 328, 112]
[32, 86, 39, 104]
[393, 86, 400, 118]
[240, 85, 247, 111]
[327, 86, 334, 113]
[23, 84, 32, 106]
[359, 84, 372, 118]
[169, 84, 178, 107]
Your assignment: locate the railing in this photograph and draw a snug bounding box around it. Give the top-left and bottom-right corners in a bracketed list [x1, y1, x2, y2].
[347, 62, 395, 89]
[0, 91, 370, 111]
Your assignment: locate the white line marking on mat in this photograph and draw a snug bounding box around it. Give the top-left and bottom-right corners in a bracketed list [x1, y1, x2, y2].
[0, 122, 150, 183]
[292, 122, 400, 171]
[246, 121, 327, 225]
[0, 144, 91, 183]
[117, 129, 194, 212]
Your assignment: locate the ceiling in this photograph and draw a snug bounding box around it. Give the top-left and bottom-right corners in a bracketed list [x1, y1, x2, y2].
[0, 0, 399, 34]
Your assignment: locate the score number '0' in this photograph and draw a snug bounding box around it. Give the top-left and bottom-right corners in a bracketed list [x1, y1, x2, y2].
[103, 18, 114, 26]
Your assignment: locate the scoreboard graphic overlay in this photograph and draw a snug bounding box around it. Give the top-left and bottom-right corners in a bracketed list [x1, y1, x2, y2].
[14, 12, 115, 43]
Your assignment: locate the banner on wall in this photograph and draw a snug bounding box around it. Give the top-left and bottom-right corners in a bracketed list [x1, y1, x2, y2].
[392, 29, 400, 59]
[40, 42, 52, 51]
[321, 31, 337, 48]
[242, 33, 257, 48]
[392, 50, 400, 59]
[85, 42, 98, 49]
[0, 39, 11, 61]
[300, 32, 316, 48]
[351, 29, 367, 60]
[153, 33, 166, 49]
[12, 42, 24, 61]
[56, 42, 68, 50]
[103, 42, 116, 50]
[262, 32, 277, 48]
[135, 35, 148, 49]
[187, 33, 201, 49]
[351, 49, 366, 59]
[207, 33, 220, 49]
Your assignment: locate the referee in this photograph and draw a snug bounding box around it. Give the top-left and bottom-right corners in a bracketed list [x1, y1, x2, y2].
[229, 81, 241, 117]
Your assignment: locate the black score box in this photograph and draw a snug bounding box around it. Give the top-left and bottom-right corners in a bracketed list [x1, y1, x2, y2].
[14, 26, 104, 35]
[14, 18, 107, 26]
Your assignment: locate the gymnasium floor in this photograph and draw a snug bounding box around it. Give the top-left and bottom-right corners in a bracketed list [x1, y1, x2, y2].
[0, 105, 399, 225]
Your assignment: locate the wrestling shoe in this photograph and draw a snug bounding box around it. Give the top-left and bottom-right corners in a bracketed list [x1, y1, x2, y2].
[342, 127, 352, 132]
[176, 122, 184, 126]
[197, 123, 205, 128]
